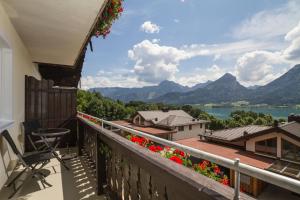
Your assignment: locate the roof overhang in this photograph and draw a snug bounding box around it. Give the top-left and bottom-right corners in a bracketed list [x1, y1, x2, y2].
[2, 0, 106, 66]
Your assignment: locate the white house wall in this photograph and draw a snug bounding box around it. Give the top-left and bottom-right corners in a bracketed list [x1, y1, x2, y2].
[0, 1, 41, 189]
[246, 132, 300, 158]
[172, 124, 205, 141]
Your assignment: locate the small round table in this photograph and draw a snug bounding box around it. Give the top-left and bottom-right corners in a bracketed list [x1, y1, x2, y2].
[32, 128, 71, 170]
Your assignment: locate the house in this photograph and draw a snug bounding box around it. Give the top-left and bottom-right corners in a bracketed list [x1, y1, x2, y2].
[177, 115, 300, 197]
[0, 0, 108, 189]
[115, 110, 210, 141]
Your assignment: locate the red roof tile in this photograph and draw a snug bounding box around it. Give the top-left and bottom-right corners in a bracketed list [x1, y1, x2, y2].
[176, 137, 274, 169]
[112, 120, 175, 135]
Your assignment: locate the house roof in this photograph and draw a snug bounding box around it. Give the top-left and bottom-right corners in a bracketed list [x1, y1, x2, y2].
[202, 125, 271, 142]
[176, 137, 274, 169]
[137, 110, 208, 127]
[113, 120, 176, 136]
[279, 121, 300, 138]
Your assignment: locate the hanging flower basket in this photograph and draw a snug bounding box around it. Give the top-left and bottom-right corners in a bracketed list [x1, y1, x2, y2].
[95, 0, 124, 38]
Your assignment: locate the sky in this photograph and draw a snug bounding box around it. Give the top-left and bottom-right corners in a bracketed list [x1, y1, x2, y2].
[81, 0, 300, 89]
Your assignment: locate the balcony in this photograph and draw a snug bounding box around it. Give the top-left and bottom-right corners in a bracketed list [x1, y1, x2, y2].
[1, 112, 300, 200]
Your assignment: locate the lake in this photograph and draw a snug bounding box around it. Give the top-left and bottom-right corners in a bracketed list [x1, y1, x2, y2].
[197, 106, 300, 119]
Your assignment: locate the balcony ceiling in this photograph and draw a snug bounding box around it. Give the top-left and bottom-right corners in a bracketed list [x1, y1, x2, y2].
[2, 0, 105, 66]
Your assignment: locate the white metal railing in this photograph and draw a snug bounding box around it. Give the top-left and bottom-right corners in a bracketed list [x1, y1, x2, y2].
[77, 112, 300, 199]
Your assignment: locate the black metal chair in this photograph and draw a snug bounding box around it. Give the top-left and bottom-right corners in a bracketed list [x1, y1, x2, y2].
[1, 130, 53, 198]
[22, 120, 57, 151]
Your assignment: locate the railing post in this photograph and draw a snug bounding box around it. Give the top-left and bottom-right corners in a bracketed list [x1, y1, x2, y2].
[77, 119, 83, 156]
[234, 158, 240, 200]
[96, 135, 106, 195]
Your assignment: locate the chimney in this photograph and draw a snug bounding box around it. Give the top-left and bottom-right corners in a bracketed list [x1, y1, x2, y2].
[155, 118, 158, 121]
[273, 120, 279, 127]
[243, 131, 248, 136]
[288, 114, 300, 123]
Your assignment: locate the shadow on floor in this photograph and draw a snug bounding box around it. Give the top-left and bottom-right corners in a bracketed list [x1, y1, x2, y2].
[0, 149, 106, 200]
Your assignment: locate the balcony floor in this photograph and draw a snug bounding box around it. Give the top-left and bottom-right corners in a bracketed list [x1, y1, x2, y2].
[0, 149, 106, 200]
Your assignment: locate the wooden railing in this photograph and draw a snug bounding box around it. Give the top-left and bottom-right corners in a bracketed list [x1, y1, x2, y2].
[77, 115, 253, 200]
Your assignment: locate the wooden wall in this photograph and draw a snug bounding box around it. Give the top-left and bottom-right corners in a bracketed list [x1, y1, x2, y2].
[24, 75, 77, 151]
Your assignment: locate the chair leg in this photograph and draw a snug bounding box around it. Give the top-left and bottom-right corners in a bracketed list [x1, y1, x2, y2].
[4, 168, 27, 188]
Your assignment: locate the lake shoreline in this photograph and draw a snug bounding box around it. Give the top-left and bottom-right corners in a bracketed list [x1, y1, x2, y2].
[193, 105, 300, 119]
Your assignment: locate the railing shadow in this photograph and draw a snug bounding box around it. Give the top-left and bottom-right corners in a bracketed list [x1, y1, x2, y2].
[60, 149, 106, 200]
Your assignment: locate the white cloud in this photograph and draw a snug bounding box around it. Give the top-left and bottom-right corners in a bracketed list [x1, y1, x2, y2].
[128, 40, 190, 83]
[140, 21, 160, 34]
[235, 17, 300, 86]
[284, 37, 300, 62]
[127, 39, 283, 85]
[81, 70, 152, 90]
[232, 1, 300, 39]
[176, 65, 225, 87]
[213, 54, 221, 61]
[235, 51, 289, 86]
[283, 21, 300, 62]
[151, 38, 160, 43]
[285, 21, 300, 41]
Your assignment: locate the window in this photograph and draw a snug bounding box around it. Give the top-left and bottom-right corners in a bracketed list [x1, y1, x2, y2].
[255, 137, 277, 156]
[178, 126, 184, 132]
[200, 123, 203, 129]
[189, 125, 192, 130]
[0, 37, 13, 122]
[282, 139, 300, 163]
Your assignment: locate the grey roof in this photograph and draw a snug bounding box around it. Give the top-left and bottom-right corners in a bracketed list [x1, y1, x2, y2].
[157, 115, 207, 127]
[137, 110, 208, 127]
[279, 121, 300, 138]
[203, 125, 271, 141]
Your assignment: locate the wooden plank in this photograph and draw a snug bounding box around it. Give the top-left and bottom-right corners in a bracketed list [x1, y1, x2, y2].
[24, 76, 77, 151]
[139, 168, 151, 200]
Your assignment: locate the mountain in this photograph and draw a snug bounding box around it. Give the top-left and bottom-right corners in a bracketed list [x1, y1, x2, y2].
[247, 85, 260, 90]
[189, 80, 213, 90]
[90, 80, 189, 102]
[91, 65, 300, 105]
[153, 73, 249, 104]
[248, 64, 300, 104]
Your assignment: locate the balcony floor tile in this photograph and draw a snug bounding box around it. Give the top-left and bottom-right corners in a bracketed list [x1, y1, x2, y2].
[0, 149, 106, 200]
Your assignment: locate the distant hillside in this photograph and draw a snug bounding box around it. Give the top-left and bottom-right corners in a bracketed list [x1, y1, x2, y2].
[90, 64, 300, 105]
[248, 64, 300, 104]
[153, 73, 249, 104]
[90, 80, 189, 102]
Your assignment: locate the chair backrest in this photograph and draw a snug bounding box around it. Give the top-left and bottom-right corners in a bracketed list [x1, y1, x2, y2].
[1, 130, 22, 157]
[22, 120, 41, 135]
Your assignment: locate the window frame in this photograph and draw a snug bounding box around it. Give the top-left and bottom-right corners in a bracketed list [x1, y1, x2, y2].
[178, 126, 184, 132]
[0, 39, 13, 124]
[281, 138, 300, 163]
[254, 137, 277, 157]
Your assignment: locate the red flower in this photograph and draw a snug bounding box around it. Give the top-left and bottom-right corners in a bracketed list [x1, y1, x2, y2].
[202, 160, 210, 166]
[220, 178, 229, 186]
[198, 163, 206, 170]
[214, 166, 221, 174]
[156, 146, 163, 151]
[118, 7, 123, 13]
[149, 145, 163, 152]
[174, 149, 185, 156]
[149, 145, 157, 152]
[169, 156, 183, 164]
